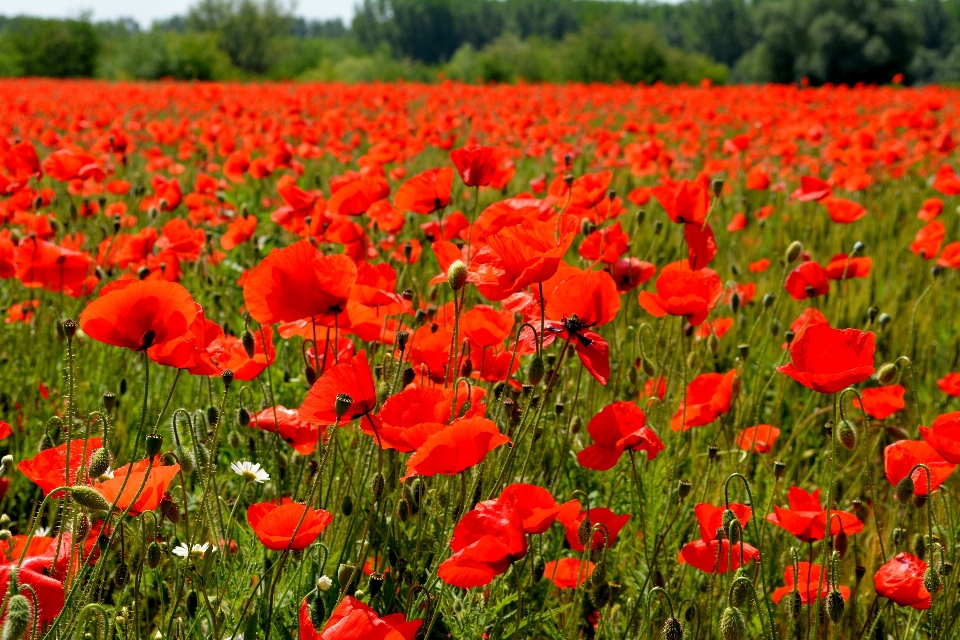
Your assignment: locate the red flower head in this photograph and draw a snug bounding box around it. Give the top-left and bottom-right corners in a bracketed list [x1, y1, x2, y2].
[147, 303, 223, 375]
[772, 563, 849, 605]
[402, 416, 509, 481]
[685, 222, 718, 270]
[394, 167, 454, 214]
[736, 425, 780, 454]
[784, 261, 829, 300]
[15, 238, 94, 295]
[777, 325, 875, 394]
[671, 370, 737, 432]
[80, 280, 197, 352]
[854, 385, 905, 420]
[579, 221, 629, 264]
[785, 307, 829, 349]
[910, 220, 945, 259]
[215, 328, 275, 381]
[247, 501, 333, 551]
[824, 253, 872, 280]
[822, 197, 867, 224]
[765, 487, 863, 543]
[0, 556, 65, 623]
[544, 557, 595, 589]
[638, 261, 723, 327]
[679, 503, 759, 574]
[653, 179, 710, 225]
[917, 198, 943, 221]
[300, 351, 377, 425]
[372, 386, 484, 452]
[937, 373, 960, 397]
[94, 460, 181, 515]
[874, 553, 935, 610]
[301, 595, 421, 640]
[327, 174, 389, 216]
[607, 257, 656, 293]
[439, 490, 527, 588]
[450, 146, 509, 187]
[792, 176, 832, 202]
[577, 401, 664, 470]
[501, 483, 580, 535]
[919, 411, 960, 464]
[560, 506, 630, 552]
[243, 240, 357, 325]
[884, 440, 956, 496]
[251, 406, 322, 455]
[469, 214, 579, 301]
[18, 438, 103, 495]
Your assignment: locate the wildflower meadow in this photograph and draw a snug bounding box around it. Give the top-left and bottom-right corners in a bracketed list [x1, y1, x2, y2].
[1, 77, 960, 639]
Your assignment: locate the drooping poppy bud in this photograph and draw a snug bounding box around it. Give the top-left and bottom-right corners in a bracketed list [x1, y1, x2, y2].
[72, 486, 112, 512]
[720, 607, 746, 640]
[447, 260, 468, 291]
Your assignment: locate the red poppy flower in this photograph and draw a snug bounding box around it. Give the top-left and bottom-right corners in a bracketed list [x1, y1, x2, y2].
[544, 558, 595, 589]
[874, 553, 934, 610]
[772, 563, 849, 605]
[14, 238, 94, 294]
[439, 491, 527, 588]
[854, 385, 906, 420]
[0, 420, 11, 441]
[792, 176, 832, 202]
[18, 438, 103, 495]
[746, 168, 770, 190]
[251, 406, 322, 455]
[300, 595, 421, 640]
[937, 242, 960, 268]
[824, 253, 871, 280]
[559, 506, 630, 552]
[652, 179, 710, 225]
[784, 260, 829, 300]
[822, 197, 867, 224]
[402, 416, 509, 481]
[785, 308, 828, 350]
[766, 487, 863, 542]
[607, 257, 656, 293]
[42, 149, 103, 182]
[372, 386, 484, 452]
[884, 439, 955, 495]
[736, 425, 780, 453]
[727, 212, 747, 232]
[220, 214, 257, 251]
[247, 501, 333, 551]
[327, 174, 389, 216]
[79, 280, 197, 352]
[642, 376, 667, 402]
[393, 167, 454, 214]
[215, 328, 275, 381]
[94, 460, 181, 515]
[937, 373, 960, 397]
[910, 221, 945, 259]
[685, 222, 718, 270]
[469, 214, 579, 301]
[749, 258, 771, 273]
[919, 412, 960, 463]
[638, 261, 723, 327]
[695, 317, 734, 341]
[243, 240, 356, 325]
[450, 146, 509, 187]
[778, 325, 875, 394]
[579, 221, 629, 264]
[502, 483, 579, 535]
[0, 556, 65, 623]
[933, 165, 960, 196]
[459, 306, 514, 348]
[147, 304, 223, 375]
[577, 401, 664, 470]
[300, 350, 377, 425]
[671, 370, 737, 431]
[679, 503, 759, 574]
[917, 198, 943, 221]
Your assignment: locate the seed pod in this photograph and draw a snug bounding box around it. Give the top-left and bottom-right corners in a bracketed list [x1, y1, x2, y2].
[719, 607, 746, 640]
[72, 487, 111, 512]
[762, 293, 774, 308]
[335, 394, 354, 419]
[533, 555, 546, 582]
[773, 460, 786, 479]
[241, 330, 256, 358]
[186, 589, 199, 617]
[145, 433, 163, 460]
[2, 593, 30, 640]
[923, 567, 941, 595]
[708, 444, 719, 461]
[894, 476, 914, 504]
[87, 448, 112, 479]
[827, 589, 844, 623]
[103, 391, 116, 412]
[368, 572, 385, 598]
[146, 542, 162, 569]
[662, 618, 683, 640]
[877, 313, 891, 327]
[836, 420, 857, 450]
[678, 480, 692, 499]
[309, 593, 325, 629]
[338, 563, 356, 588]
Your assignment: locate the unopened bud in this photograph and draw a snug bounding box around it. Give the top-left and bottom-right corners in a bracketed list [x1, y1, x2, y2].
[877, 363, 897, 385]
[527, 355, 545, 385]
[88, 448, 112, 479]
[720, 607, 746, 640]
[894, 476, 914, 504]
[447, 260, 468, 291]
[826, 589, 844, 623]
[785, 241, 803, 263]
[241, 330, 256, 358]
[71, 487, 111, 512]
[837, 420, 857, 450]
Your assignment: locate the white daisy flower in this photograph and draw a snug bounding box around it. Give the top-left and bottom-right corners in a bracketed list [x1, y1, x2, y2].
[172, 542, 214, 559]
[34, 526, 51, 537]
[230, 460, 270, 484]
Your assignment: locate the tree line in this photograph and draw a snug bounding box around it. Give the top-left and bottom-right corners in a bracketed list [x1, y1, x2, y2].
[1, 0, 959, 85]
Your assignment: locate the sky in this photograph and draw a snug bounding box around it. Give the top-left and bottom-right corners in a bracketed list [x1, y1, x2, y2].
[3, 0, 358, 26]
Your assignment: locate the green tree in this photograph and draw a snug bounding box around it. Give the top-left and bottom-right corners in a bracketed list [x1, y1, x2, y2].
[186, 0, 291, 74]
[2, 17, 99, 77]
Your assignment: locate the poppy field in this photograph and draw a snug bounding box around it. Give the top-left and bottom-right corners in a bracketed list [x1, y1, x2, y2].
[3, 77, 960, 639]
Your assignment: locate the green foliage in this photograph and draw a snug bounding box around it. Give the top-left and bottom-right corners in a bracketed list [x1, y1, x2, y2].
[186, 0, 291, 74]
[99, 30, 238, 81]
[0, 16, 99, 77]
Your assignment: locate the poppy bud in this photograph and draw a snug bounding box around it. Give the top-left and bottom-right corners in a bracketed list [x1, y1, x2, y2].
[368, 572, 385, 598]
[338, 563, 356, 588]
[186, 589, 199, 617]
[577, 517, 592, 547]
[238, 405, 251, 427]
[570, 415, 582, 434]
[785, 241, 803, 264]
[401, 367, 416, 387]
[146, 541, 162, 569]
[836, 420, 857, 450]
[97, 534, 110, 551]
[241, 330, 256, 358]
[221, 369, 234, 389]
[88, 448, 112, 479]
[3, 593, 30, 640]
[114, 562, 129, 587]
[396, 498, 410, 522]
[376, 382, 390, 405]
[826, 589, 844, 623]
[662, 618, 683, 640]
[913, 533, 926, 560]
[708, 334, 720, 355]
[867, 306, 879, 322]
[72, 487, 111, 512]
[526, 355, 545, 385]
[652, 568, 666, 589]
[103, 391, 116, 412]
[589, 581, 610, 608]
[892, 527, 905, 546]
[894, 476, 914, 504]
[738, 343, 749, 360]
[160, 494, 181, 524]
[855, 565, 866, 582]
[730, 263, 741, 277]
[74, 513, 90, 540]
[174, 445, 195, 475]
[876, 363, 897, 385]
[724, 514, 742, 545]
[654, 219, 663, 235]
[923, 567, 941, 595]
[762, 293, 774, 308]
[207, 405, 219, 426]
[37, 433, 54, 452]
[334, 393, 354, 419]
[678, 479, 692, 499]
[146, 433, 163, 460]
[712, 178, 724, 197]
[833, 530, 848, 559]
[635, 209, 645, 226]
[371, 473, 385, 502]
[0, 516, 10, 529]
[730, 569, 751, 607]
[564, 172, 574, 186]
[877, 313, 891, 327]
[447, 260, 468, 291]
[852, 498, 866, 521]
[309, 594, 325, 630]
[708, 443, 719, 461]
[933, 264, 945, 278]
[641, 357, 655, 376]
[720, 607, 746, 640]
[729, 292, 740, 314]
[341, 495, 354, 517]
[533, 555, 545, 582]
